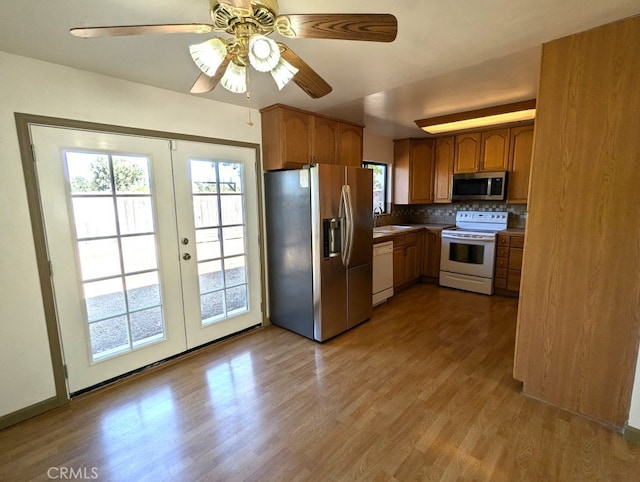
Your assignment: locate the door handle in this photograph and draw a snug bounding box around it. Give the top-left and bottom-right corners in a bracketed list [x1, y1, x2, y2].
[182, 253, 191, 261]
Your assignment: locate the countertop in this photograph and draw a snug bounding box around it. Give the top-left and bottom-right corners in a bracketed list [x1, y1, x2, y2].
[499, 228, 526, 235]
[373, 223, 455, 243]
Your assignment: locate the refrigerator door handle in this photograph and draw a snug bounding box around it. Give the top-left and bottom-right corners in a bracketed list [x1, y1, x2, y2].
[341, 184, 355, 267]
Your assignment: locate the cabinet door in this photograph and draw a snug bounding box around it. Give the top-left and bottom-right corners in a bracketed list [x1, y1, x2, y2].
[393, 245, 406, 288]
[409, 139, 435, 203]
[282, 108, 311, 166]
[480, 128, 510, 171]
[434, 137, 454, 203]
[507, 124, 534, 203]
[454, 132, 481, 173]
[393, 139, 410, 205]
[421, 230, 441, 278]
[311, 116, 338, 164]
[508, 247, 523, 270]
[338, 123, 363, 167]
[405, 242, 418, 282]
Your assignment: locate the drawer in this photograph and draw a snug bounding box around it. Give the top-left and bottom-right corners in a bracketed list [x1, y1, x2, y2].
[495, 267, 508, 278]
[494, 278, 507, 289]
[497, 247, 509, 257]
[496, 257, 509, 269]
[510, 236, 524, 248]
[393, 234, 405, 247]
[498, 236, 510, 246]
[404, 232, 418, 245]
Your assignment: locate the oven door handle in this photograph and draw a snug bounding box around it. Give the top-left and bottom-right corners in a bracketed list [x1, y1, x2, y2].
[442, 232, 495, 242]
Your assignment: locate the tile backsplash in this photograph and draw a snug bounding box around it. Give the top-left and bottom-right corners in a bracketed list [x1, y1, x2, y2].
[375, 202, 527, 228]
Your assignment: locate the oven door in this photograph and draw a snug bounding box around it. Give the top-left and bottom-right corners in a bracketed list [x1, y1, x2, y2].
[440, 231, 496, 278]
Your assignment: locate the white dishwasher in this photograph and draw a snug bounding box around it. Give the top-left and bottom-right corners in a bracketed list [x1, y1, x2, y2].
[373, 241, 394, 306]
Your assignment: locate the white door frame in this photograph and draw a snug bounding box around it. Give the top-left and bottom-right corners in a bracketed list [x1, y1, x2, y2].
[14, 113, 266, 407]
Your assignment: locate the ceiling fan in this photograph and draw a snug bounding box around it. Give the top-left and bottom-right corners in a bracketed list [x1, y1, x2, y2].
[70, 0, 398, 99]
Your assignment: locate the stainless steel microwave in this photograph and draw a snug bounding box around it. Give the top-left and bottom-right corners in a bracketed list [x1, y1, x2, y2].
[451, 171, 507, 201]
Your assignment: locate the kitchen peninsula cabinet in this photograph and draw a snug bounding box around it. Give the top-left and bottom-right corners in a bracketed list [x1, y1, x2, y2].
[260, 104, 363, 170]
[393, 138, 435, 204]
[393, 232, 420, 289]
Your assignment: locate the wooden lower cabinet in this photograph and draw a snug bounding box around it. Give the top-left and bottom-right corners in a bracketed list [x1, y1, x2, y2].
[494, 232, 524, 296]
[393, 233, 420, 289]
[421, 230, 442, 281]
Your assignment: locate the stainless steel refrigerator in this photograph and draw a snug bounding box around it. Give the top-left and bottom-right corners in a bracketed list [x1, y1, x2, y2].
[264, 164, 373, 341]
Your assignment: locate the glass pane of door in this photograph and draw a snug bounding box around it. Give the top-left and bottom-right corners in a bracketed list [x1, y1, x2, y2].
[66, 151, 165, 361]
[191, 160, 249, 325]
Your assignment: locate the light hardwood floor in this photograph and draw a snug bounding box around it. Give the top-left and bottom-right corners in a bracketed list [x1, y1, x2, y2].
[1, 284, 639, 481]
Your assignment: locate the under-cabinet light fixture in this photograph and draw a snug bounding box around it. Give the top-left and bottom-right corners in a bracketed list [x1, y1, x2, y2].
[415, 100, 536, 134]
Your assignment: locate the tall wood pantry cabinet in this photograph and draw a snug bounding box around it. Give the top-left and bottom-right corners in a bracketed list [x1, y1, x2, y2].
[513, 15, 640, 428]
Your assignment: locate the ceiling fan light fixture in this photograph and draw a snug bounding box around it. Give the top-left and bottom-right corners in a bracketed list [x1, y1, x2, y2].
[248, 34, 281, 72]
[221, 61, 247, 93]
[270, 58, 299, 90]
[189, 38, 228, 76]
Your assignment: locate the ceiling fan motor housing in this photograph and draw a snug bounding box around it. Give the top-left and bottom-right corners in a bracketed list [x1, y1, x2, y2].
[210, 0, 278, 34]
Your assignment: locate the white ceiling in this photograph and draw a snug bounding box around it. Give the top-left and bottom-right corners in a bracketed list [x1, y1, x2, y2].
[1, 1, 638, 139]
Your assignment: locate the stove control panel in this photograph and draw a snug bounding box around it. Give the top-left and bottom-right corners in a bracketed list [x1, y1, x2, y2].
[455, 211, 509, 231]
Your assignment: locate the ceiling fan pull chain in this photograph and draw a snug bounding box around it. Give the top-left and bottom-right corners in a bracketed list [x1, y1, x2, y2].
[246, 70, 254, 127]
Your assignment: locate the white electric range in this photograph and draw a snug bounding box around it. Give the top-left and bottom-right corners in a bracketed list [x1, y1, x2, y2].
[439, 211, 508, 295]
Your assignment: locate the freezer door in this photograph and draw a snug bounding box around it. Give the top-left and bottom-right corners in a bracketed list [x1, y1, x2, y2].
[264, 169, 314, 339]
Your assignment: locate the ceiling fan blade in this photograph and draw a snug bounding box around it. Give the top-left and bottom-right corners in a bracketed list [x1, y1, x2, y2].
[279, 14, 397, 42]
[70, 24, 215, 38]
[190, 55, 233, 94]
[279, 44, 332, 99]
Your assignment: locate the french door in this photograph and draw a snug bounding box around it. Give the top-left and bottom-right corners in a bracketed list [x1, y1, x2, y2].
[31, 126, 262, 393]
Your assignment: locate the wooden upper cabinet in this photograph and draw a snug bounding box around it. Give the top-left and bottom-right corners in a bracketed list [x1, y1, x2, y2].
[480, 128, 510, 171]
[507, 124, 534, 203]
[338, 123, 363, 167]
[410, 140, 435, 203]
[434, 136, 454, 203]
[260, 104, 363, 170]
[311, 116, 338, 165]
[393, 138, 434, 205]
[454, 128, 510, 173]
[454, 132, 481, 173]
[261, 106, 310, 170]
